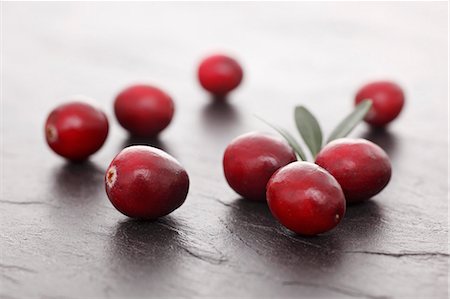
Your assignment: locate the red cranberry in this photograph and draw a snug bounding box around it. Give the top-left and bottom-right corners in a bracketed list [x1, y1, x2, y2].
[45, 101, 109, 161]
[198, 54, 243, 97]
[267, 162, 346, 236]
[114, 85, 174, 137]
[223, 132, 297, 201]
[355, 81, 405, 127]
[105, 145, 189, 219]
[315, 138, 391, 204]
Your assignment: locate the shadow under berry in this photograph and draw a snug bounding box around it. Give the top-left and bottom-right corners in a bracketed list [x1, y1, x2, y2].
[214, 197, 346, 286]
[121, 135, 171, 154]
[201, 100, 242, 134]
[51, 161, 105, 206]
[360, 127, 398, 157]
[106, 217, 191, 294]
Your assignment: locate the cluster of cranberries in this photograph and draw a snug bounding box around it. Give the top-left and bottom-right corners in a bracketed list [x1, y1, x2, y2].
[45, 54, 242, 219]
[44, 53, 404, 235]
[224, 135, 392, 235]
[223, 81, 404, 235]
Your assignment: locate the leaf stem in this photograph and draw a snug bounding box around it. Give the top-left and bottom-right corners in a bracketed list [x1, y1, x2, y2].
[254, 115, 307, 161]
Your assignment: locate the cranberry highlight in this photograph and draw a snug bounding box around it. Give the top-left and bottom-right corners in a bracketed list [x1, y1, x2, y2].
[315, 138, 392, 204]
[198, 54, 243, 97]
[45, 101, 109, 161]
[114, 85, 174, 137]
[267, 162, 346, 236]
[223, 132, 297, 201]
[355, 81, 405, 127]
[105, 145, 189, 219]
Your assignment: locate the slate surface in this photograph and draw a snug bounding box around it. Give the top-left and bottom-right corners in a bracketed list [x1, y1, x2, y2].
[1, 2, 448, 298]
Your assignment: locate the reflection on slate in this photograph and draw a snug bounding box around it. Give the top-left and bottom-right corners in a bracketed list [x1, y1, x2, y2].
[111, 218, 182, 269]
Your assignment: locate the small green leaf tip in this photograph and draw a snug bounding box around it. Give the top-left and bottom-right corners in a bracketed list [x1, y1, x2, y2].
[327, 99, 373, 143]
[255, 115, 307, 161]
[294, 106, 323, 158]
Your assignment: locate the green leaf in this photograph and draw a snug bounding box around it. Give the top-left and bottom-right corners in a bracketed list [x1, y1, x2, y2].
[294, 106, 323, 158]
[327, 99, 373, 143]
[255, 115, 307, 161]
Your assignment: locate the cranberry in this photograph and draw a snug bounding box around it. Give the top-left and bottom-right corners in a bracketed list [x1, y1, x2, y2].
[114, 85, 174, 137]
[267, 162, 346, 236]
[45, 101, 109, 161]
[105, 145, 189, 219]
[198, 54, 243, 97]
[355, 81, 405, 127]
[223, 132, 297, 201]
[315, 138, 391, 204]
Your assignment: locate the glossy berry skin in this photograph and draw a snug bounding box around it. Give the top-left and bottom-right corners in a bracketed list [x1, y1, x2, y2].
[105, 146, 189, 219]
[114, 85, 174, 137]
[267, 162, 346, 236]
[198, 54, 243, 96]
[223, 132, 297, 201]
[355, 81, 405, 127]
[45, 101, 109, 161]
[315, 138, 391, 204]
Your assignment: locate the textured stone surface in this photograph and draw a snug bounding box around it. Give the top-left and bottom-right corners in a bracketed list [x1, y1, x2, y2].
[1, 2, 448, 298]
